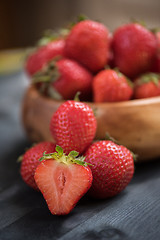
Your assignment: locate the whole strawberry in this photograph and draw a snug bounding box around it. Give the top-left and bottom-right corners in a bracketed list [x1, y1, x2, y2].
[65, 20, 110, 72]
[33, 58, 93, 101]
[25, 39, 65, 76]
[34, 145, 93, 215]
[112, 23, 157, 78]
[50, 100, 97, 155]
[20, 141, 56, 190]
[93, 69, 133, 102]
[133, 73, 160, 99]
[84, 140, 134, 199]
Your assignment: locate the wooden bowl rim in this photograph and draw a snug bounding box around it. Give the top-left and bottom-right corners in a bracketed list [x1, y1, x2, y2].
[29, 85, 160, 108]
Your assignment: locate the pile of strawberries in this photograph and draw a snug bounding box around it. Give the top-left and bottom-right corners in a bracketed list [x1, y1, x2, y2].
[25, 17, 160, 102]
[20, 98, 134, 215]
[22, 17, 160, 215]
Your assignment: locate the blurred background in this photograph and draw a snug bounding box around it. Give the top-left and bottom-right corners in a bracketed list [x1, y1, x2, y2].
[0, 0, 160, 50]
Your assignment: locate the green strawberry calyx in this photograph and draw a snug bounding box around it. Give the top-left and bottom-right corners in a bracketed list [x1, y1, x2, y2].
[130, 18, 146, 28]
[114, 67, 133, 88]
[136, 73, 160, 86]
[39, 145, 92, 166]
[69, 15, 89, 28]
[32, 58, 61, 85]
[37, 28, 70, 47]
[150, 27, 160, 34]
[32, 59, 63, 100]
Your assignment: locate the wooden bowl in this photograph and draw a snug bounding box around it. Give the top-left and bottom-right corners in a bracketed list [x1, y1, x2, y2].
[22, 85, 160, 162]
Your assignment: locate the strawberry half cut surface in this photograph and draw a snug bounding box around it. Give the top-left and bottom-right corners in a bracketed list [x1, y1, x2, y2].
[34, 146, 93, 215]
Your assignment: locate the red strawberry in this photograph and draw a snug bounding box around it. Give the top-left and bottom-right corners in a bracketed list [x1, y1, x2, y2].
[84, 140, 134, 199]
[93, 69, 133, 102]
[112, 23, 157, 78]
[64, 20, 110, 72]
[53, 58, 93, 100]
[25, 39, 65, 76]
[20, 141, 56, 190]
[34, 145, 92, 215]
[133, 73, 160, 99]
[33, 58, 93, 101]
[50, 100, 97, 155]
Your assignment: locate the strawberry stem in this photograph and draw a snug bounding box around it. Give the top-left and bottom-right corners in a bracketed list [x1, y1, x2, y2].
[74, 92, 81, 101]
[105, 132, 119, 144]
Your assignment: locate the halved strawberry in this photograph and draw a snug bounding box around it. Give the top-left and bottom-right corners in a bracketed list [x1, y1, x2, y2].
[34, 146, 93, 215]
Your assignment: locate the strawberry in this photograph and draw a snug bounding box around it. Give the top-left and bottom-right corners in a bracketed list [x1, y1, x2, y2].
[93, 69, 133, 102]
[52, 58, 93, 100]
[133, 73, 160, 99]
[64, 20, 110, 72]
[25, 39, 65, 76]
[50, 100, 97, 155]
[33, 58, 93, 101]
[84, 140, 134, 199]
[34, 145, 92, 215]
[20, 141, 56, 190]
[112, 23, 157, 78]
